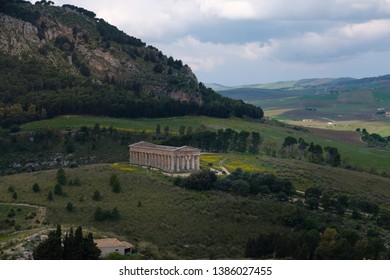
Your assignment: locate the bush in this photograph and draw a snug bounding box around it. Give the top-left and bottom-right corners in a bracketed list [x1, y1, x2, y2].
[94, 207, 120, 222]
[92, 190, 102, 201]
[9, 124, 21, 133]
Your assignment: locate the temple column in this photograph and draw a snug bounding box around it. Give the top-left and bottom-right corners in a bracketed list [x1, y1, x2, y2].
[162, 154, 165, 171]
[190, 155, 195, 170]
[176, 156, 181, 172]
[167, 155, 171, 171]
[171, 155, 175, 172]
[181, 156, 185, 171]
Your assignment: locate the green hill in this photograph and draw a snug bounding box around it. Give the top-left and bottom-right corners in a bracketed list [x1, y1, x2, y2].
[0, 0, 263, 128]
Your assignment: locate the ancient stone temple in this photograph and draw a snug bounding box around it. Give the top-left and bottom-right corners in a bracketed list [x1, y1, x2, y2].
[129, 141, 201, 173]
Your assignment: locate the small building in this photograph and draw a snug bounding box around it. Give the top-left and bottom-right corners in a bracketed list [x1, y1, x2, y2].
[129, 141, 201, 173]
[95, 238, 135, 258]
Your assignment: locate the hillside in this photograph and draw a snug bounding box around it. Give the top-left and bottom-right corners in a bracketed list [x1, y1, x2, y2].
[0, 0, 263, 128]
[213, 75, 390, 135]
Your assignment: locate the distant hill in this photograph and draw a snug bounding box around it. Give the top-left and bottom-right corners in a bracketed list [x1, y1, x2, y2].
[0, 0, 263, 128]
[213, 75, 390, 133]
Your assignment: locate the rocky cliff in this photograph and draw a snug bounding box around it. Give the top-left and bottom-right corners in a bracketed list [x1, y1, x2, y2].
[0, 1, 201, 103]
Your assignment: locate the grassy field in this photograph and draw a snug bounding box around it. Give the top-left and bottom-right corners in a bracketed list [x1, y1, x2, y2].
[0, 164, 286, 259]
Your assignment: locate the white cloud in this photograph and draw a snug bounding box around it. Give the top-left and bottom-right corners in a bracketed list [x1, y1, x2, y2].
[197, 0, 257, 19]
[51, 0, 390, 84]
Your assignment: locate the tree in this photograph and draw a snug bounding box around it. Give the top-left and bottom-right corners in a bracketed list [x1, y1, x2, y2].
[282, 136, 297, 148]
[182, 170, 217, 191]
[56, 168, 67, 185]
[47, 191, 53, 201]
[92, 190, 102, 201]
[32, 183, 41, 193]
[308, 143, 324, 163]
[153, 64, 164, 73]
[155, 124, 161, 136]
[110, 174, 121, 193]
[54, 183, 63, 196]
[111, 207, 120, 221]
[33, 225, 62, 260]
[35, 225, 101, 260]
[179, 126, 185, 136]
[249, 131, 261, 154]
[305, 187, 322, 199]
[66, 201, 74, 212]
[325, 146, 341, 167]
[281, 204, 304, 227]
[164, 125, 169, 136]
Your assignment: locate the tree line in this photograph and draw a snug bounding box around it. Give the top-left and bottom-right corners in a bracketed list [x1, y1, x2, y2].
[33, 225, 101, 260]
[280, 136, 342, 166]
[245, 227, 389, 260]
[164, 127, 261, 154]
[175, 168, 295, 199]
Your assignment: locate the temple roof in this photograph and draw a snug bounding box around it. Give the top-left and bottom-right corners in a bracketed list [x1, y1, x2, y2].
[129, 141, 200, 152]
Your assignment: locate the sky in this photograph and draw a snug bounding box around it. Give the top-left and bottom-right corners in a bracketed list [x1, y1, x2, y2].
[50, 0, 390, 86]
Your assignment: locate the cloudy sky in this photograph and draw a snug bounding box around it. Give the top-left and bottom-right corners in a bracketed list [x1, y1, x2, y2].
[51, 0, 390, 86]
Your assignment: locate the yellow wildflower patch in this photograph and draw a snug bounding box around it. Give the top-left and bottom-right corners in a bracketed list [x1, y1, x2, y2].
[111, 163, 138, 172]
[200, 155, 223, 164]
[119, 167, 137, 172]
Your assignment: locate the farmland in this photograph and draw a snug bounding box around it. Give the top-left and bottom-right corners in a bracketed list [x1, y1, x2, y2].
[216, 76, 390, 135]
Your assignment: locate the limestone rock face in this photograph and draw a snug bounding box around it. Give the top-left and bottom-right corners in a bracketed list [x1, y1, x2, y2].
[0, 15, 41, 55]
[0, 3, 202, 104]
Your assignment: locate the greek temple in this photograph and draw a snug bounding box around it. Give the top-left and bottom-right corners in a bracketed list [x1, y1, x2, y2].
[129, 141, 201, 173]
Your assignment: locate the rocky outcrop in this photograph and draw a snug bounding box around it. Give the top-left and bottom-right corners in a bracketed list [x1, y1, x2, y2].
[0, 15, 41, 55]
